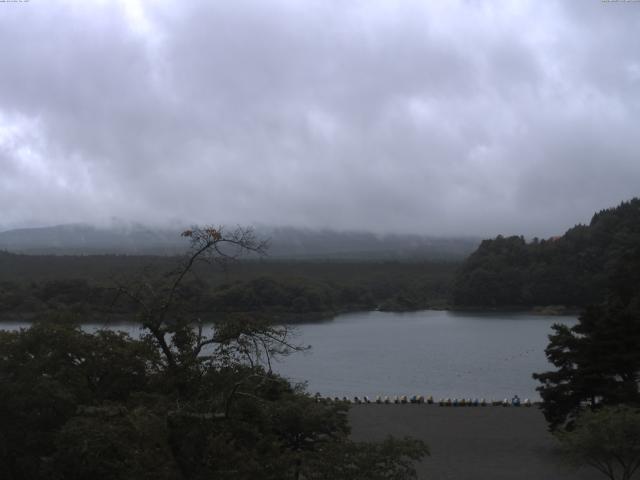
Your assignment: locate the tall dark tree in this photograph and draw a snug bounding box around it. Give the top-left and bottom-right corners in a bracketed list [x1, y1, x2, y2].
[533, 245, 640, 430]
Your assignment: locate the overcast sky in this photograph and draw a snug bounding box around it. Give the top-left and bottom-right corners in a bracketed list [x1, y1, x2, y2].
[0, 0, 638, 236]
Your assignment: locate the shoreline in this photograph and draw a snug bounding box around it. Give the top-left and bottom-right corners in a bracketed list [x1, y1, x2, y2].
[0, 305, 580, 324]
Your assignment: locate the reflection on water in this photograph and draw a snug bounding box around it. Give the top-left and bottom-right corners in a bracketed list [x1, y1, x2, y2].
[1, 310, 576, 399]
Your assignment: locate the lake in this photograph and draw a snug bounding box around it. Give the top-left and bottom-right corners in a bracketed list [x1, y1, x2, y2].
[0, 310, 575, 400]
[274, 310, 576, 400]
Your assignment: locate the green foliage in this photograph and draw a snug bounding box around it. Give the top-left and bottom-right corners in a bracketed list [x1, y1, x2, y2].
[302, 436, 429, 480]
[0, 320, 428, 479]
[556, 406, 640, 480]
[54, 406, 178, 480]
[0, 323, 162, 479]
[533, 242, 640, 430]
[453, 198, 640, 307]
[0, 226, 429, 479]
[0, 260, 457, 321]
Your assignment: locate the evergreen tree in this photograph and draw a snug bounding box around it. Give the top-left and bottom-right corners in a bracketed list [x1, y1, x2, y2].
[533, 245, 640, 430]
[454, 198, 640, 308]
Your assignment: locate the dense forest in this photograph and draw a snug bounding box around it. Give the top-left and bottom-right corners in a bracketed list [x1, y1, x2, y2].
[453, 198, 640, 308]
[0, 253, 456, 322]
[3, 199, 640, 319]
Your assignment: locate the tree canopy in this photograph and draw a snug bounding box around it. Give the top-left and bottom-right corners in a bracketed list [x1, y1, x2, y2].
[453, 198, 640, 308]
[533, 241, 640, 430]
[556, 406, 640, 480]
[0, 226, 429, 479]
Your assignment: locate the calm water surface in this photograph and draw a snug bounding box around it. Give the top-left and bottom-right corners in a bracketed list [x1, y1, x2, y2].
[1, 310, 575, 400]
[274, 310, 576, 400]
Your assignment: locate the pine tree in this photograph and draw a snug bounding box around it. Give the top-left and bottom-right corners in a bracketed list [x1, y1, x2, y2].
[533, 245, 640, 430]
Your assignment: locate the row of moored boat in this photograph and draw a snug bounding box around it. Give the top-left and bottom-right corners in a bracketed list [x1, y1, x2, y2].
[314, 395, 534, 407]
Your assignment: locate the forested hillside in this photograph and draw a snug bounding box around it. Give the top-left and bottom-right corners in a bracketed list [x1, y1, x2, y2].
[0, 254, 456, 321]
[453, 198, 640, 308]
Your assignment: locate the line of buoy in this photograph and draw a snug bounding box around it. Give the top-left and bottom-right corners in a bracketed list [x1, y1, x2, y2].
[314, 394, 533, 407]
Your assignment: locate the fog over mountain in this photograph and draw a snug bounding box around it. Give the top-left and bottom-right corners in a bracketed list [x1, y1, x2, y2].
[1, 1, 639, 236]
[0, 223, 479, 260]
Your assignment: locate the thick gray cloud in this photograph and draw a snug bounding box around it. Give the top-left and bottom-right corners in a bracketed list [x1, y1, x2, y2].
[0, 0, 638, 236]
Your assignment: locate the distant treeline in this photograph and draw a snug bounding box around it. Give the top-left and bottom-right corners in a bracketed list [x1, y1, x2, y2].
[453, 198, 640, 308]
[5, 199, 638, 317]
[0, 255, 456, 321]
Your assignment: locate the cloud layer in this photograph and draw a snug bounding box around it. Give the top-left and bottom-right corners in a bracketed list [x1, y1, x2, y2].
[1, 0, 639, 236]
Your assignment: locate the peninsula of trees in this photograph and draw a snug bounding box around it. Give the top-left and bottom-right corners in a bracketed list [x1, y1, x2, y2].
[452, 198, 640, 309]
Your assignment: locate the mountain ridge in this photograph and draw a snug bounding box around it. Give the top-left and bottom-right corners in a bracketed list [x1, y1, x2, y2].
[0, 223, 480, 260]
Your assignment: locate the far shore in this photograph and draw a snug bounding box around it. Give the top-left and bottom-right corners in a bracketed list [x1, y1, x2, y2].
[0, 305, 580, 325]
[443, 305, 581, 316]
